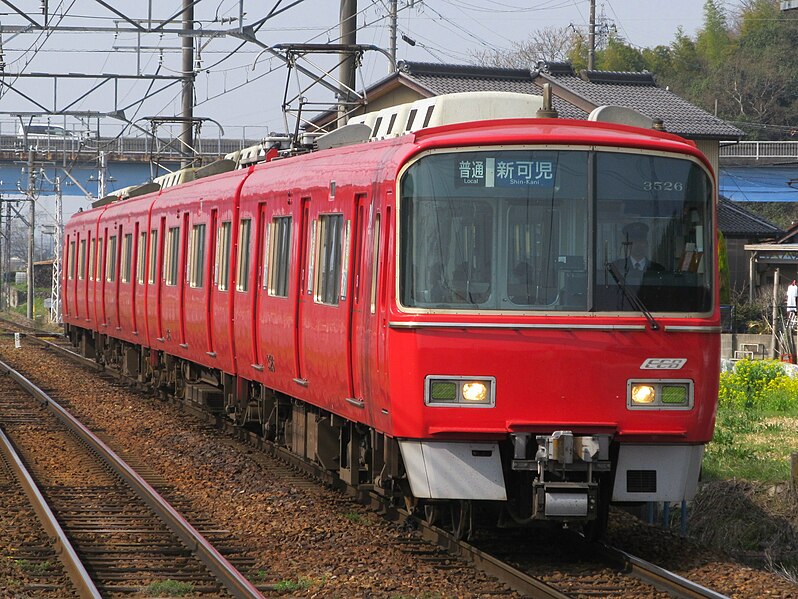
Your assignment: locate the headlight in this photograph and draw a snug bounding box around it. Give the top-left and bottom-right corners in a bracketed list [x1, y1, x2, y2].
[631, 384, 656, 405]
[462, 382, 488, 402]
[628, 380, 693, 410]
[426, 376, 495, 407]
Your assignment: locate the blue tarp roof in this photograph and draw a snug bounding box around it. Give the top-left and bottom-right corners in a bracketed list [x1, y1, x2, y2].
[720, 166, 798, 202]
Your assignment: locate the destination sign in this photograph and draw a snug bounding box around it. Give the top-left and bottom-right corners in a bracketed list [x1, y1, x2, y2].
[455, 157, 555, 188]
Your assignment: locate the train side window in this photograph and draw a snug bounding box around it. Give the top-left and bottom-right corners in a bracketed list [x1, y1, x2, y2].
[121, 233, 133, 283]
[189, 224, 206, 288]
[96, 238, 103, 281]
[148, 230, 158, 284]
[88, 236, 95, 281]
[370, 214, 381, 314]
[164, 226, 180, 286]
[106, 235, 117, 282]
[78, 239, 87, 280]
[267, 216, 291, 297]
[137, 232, 147, 284]
[236, 219, 251, 292]
[216, 221, 232, 290]
[314, 213, 343, 305]
[68, 240, 76, 280]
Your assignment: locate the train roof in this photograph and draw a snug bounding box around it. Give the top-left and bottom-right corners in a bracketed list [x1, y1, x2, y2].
[77, 92, 710, 220]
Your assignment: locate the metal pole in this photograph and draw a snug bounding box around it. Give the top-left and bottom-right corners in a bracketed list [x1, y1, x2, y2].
[180, 0, 195, 168]
[338, 0, 357, 126]
[5, 199, 10, 313]
[98, 151, 107, 199]
[50, 177, 62, 324]
[0, 190, 3, 311]
[26, 148, 36, 320]
[389, 0, 397, 72]
[588, 0, 596, 71]
[772, 268, 780, 359]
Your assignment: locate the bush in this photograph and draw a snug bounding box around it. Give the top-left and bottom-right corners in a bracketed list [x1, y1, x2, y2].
[719, 359, 798, 412]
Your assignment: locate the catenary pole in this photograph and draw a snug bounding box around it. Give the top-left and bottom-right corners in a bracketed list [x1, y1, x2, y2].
[180, 0, 195, 168]
[588, 0, 596, 70]
[26, 147, 35, 320]
[338, 0, 357, 126]
[389, 0, 397, 72]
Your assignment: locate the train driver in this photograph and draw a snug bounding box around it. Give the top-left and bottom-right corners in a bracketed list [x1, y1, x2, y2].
[612, 221, 665, 287]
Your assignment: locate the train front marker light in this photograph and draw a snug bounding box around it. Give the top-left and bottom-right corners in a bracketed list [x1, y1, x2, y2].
[631, 384, 656, 405]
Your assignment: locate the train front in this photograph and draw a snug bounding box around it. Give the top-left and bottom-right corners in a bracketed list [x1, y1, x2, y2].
[388, 124, 720, 528]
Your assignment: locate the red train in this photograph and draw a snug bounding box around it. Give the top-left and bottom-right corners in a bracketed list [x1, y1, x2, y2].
[63, 91, 720, 538]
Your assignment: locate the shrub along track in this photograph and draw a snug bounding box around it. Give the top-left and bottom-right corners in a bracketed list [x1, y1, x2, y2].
[2, 328, 797, 597]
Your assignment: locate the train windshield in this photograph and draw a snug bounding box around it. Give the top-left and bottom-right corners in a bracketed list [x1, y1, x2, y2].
[399, 148, 713, 314]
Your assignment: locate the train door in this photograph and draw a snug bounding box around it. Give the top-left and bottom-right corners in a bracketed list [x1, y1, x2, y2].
[179, 212, 189, 347]
[96, 233, 105, 327]
[210, 216, 234, 373]
[251, 203, 268, 368]
[296, 202, 352, 410]
[294, 198, 310, 384]
[112, 225, 122, 330]
[158, 216, 166, 342]
[347, 194, 369, 402]
[206, 210, 218, 355]
[83, 232, 93, 322]
[130, 223, 140, 334]
[101, 227, 111, 327]
[183, 215, 209, 353]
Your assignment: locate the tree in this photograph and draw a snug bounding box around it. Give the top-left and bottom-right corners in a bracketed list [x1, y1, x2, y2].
[471, 26, 580, 68]
[695, 0, 730, 69]
[598, 35, 647, 71]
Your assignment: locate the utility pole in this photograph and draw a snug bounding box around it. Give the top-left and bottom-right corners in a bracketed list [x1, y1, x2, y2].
[338, 0, 357, 126]
[26, 147, 35, 320]
[180, 0, 195, 168]
[389, 0, 397, 72]
[5, 198, 10, 313]
[0, 190, 3, 311]
[98, 151, 107, 198]
[50, 177, 61, 324]
[588, 0, 596, 71]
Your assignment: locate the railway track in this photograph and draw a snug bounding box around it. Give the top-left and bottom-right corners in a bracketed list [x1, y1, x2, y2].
[0, 352, 265, 598]
[0, 322, 739, 599]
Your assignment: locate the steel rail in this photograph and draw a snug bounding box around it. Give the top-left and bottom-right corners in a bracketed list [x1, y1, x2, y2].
[411, 519, 572, 599]
[0, 356, 265, 599]
[599, 544, 730, 599]
[0, 426, 102, 599]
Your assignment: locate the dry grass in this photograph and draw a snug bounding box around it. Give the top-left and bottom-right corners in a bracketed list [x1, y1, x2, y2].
[691, 480, 798, 578]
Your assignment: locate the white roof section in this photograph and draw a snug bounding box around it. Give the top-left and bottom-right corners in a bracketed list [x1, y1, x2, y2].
[349, 91, 545, 141]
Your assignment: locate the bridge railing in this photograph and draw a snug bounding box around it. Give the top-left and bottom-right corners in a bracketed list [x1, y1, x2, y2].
[720, 140, 798, 160]
[0, 134, 261, 159]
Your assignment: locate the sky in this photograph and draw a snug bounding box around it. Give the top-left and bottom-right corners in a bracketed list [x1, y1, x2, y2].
[0, 0, 714, 140]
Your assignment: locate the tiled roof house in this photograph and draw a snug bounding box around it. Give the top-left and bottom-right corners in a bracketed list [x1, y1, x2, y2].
[317, 60, 744, 178]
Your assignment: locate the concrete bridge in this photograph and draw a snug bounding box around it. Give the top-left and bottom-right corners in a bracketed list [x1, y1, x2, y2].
[0, 133, 260, 164]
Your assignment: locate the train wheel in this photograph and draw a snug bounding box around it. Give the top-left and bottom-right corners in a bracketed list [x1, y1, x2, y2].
[449, 500, 472, 540]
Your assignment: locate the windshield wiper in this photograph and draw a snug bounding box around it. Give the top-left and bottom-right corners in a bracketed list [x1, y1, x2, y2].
[604, 262, 659, 330]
